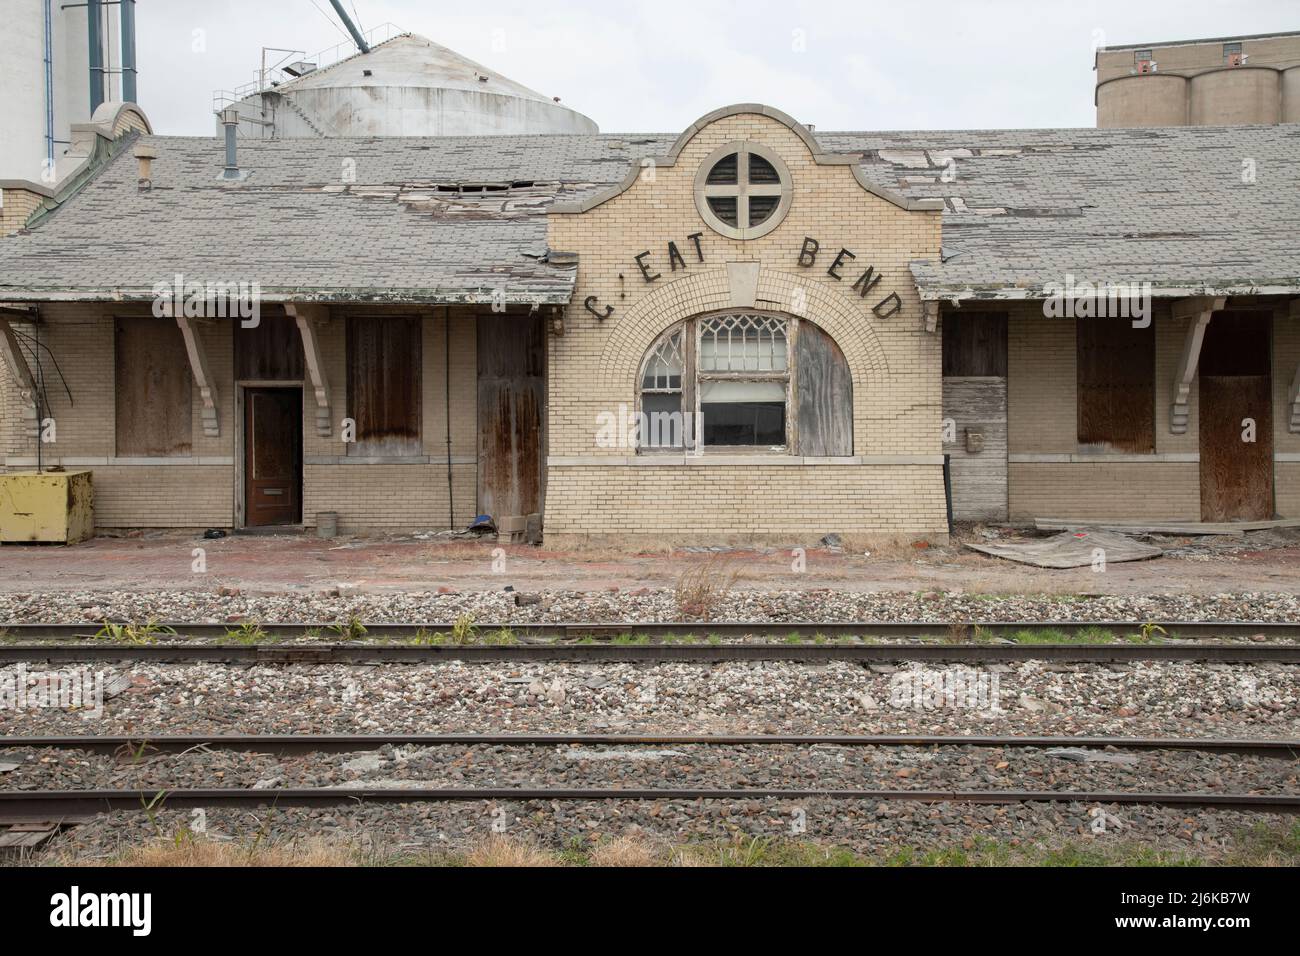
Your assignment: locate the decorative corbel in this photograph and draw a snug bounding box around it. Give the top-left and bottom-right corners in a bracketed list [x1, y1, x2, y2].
[285, 303, 332, 437]
[922, 300, 941, 334]
[174, 315, 220, 437]
[1169, 296, 1226, 435]
[0, 313, 40, 439]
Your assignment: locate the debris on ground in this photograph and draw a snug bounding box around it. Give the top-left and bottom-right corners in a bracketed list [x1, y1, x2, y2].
[966, 530, 1163, 569]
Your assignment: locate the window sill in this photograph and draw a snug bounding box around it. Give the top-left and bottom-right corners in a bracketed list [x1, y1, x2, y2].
[549, 455, 944, 467]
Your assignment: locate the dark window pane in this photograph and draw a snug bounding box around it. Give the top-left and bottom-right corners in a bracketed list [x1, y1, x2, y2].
[707, 153, 739, 185]
[749, 194, 779, 227]
[701, 381, 786, 447]
[748, 153, 780, 184]
[640, 392, 687, 449]
[708, 196, 738, 226]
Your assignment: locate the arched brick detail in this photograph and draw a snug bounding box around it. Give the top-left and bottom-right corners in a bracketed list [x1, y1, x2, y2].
[595, 268, 891, 447]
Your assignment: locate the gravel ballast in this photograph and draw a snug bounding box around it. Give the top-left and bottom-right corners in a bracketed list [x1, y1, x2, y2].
[2, 588, 1298, 626]
[2, 660, 1295, 739]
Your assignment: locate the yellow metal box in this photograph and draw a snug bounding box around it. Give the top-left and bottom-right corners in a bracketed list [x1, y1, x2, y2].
[0, 470, 94, 544]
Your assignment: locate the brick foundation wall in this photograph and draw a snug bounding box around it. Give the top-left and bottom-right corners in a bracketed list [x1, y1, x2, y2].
[545, 463, 949, 546]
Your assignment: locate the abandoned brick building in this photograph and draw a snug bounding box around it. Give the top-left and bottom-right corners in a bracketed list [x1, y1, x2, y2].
[0, 102, 1297, 544]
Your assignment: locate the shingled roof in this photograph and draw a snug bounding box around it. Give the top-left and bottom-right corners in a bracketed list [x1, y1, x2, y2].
[1, 123, 1297, 304]
[827, 124, 1300, 301]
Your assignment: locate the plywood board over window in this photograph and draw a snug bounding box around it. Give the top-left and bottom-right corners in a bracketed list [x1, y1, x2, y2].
[346, 316, 422, 457]
[115, 316, 193, 457]
[1077, 318, 1155, 453]
[234, 312, 305, 381]
[795, 322, 853, 457]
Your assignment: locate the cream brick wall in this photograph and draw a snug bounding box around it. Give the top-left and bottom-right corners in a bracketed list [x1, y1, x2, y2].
[1010, 462, 1201, 522]
[2, 304, 482, 531]
[1007, 303, 1297, 521]
[0, 187, 45, 236]
[545, 465, 949, 547]
[545, 109, 946, 542]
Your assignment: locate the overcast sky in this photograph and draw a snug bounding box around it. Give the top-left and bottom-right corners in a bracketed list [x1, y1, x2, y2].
[137, 0, 1298, 135]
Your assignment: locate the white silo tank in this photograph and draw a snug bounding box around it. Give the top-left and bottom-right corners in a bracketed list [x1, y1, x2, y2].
[227, 33, 598, 138]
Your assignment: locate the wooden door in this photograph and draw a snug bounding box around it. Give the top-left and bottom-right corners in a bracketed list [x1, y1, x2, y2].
[477, 314, 545, 522]
[244, 388, 303, 527]
[1199, 313, 1274, 522]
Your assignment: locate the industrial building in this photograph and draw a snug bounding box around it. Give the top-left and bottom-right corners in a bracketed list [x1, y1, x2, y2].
[0, 14, 1297, 545]
[1096, 30, 1300, 126]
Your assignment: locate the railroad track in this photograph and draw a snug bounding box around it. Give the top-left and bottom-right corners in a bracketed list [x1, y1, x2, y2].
[3, 789, 1298, 817]
[3, 620, 1297, 641]
[3, 733, 1298, 757]
[1, 621, 1295, 664]
[2, 735, 1298, 822]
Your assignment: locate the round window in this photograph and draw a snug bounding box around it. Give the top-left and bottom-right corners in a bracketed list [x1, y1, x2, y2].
[694, 142, 792, 241]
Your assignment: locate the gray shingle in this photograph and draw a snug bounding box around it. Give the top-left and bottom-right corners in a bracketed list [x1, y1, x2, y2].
[1, 125, 1296, 303]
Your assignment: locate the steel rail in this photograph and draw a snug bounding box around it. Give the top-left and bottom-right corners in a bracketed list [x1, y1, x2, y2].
[2, 789, 1297, 817]
[3, 734, 1298, 757]
[0, 643, 1297, 664]
[2, 621, 1296, 640]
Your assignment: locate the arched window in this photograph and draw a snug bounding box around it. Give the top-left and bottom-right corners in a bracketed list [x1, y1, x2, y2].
[636, 311, 852, 456]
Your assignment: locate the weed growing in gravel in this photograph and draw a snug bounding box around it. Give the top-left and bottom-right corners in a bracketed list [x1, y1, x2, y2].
[94, 620, 176, 645]
[225, 622, 269, 645]
[1008, 628, 1073, 644]
[1139, 622, 1168, 643]
[674, 554, 742, 620]
[451, 614, 476, 645]
[483, 628, 517, 646]
[328, 618, 368, 641]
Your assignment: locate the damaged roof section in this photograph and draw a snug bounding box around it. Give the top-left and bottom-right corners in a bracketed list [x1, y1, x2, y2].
[820, 125, 1300, 301]
[0, 124, 1297, 304]
[0, 134, 659, 305]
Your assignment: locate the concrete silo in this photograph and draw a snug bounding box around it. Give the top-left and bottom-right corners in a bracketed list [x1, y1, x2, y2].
[221, 32, 598, 138]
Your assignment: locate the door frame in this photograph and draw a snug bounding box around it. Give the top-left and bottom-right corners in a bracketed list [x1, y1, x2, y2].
[1197, 311, 1276, 523]
[234, 382, 305, 530]
[474, 312, 548, 522]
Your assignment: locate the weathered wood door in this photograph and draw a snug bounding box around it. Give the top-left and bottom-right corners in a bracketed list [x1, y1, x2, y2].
[244, 388, 303, 527]
[477, 314, 545, 522]
[1199, 313, 1274, 522]
[942, 312, 1009, 521]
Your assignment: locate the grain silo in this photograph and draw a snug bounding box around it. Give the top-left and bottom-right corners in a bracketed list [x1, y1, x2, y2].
[219, 31, 598, 138]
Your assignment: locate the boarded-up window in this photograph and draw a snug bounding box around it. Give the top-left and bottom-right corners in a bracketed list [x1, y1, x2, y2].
[943, 313, 1008, 377]
[1077, 319, 1155, 453]
[346, 316, 422, 457]
[235, 313, 304, 381]
[115, 317, 193, 457]
[796, 322, 853, 457]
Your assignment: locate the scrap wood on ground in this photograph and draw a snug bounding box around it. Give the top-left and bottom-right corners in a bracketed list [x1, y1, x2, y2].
[966, 530, 1163, 569]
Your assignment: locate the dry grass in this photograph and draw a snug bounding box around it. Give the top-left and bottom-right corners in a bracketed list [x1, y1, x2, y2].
[674, 554, 743, 619]
[461, 835, 558, 868]
[91, 838, 353, 868]
[587, 835, 664, 868]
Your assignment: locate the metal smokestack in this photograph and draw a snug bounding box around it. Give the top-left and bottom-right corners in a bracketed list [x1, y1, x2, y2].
[219, 108, 246, 180]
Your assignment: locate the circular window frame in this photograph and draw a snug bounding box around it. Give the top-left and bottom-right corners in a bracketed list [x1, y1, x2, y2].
[693, 141, 793, 241]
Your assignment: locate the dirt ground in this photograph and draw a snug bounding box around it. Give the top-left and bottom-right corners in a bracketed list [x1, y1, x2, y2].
[1, 526, 1297, 597]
